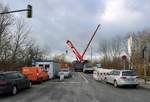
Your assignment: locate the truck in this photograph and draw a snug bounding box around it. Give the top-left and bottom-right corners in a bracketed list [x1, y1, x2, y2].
[22, 67, 49, 83]
[32, 59, 60, 79]
[72, 61, 84, 72]
[66, 24, 100, 72]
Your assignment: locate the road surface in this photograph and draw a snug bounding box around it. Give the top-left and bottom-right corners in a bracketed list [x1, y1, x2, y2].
[0, 72, 150, 102]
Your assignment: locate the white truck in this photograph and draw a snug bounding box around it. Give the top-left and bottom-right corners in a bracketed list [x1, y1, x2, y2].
[32, 59, 60, 79]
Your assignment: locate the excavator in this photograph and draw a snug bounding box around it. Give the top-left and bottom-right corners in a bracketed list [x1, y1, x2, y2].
[66, 24, 101, 71]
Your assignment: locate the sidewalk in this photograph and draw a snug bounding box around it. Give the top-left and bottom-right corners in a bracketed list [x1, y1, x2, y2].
[138, 79, 150, 89]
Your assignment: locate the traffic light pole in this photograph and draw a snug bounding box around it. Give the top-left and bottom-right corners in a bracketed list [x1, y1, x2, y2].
[0, 5, 32, 18]
[0, 9, 28, 14]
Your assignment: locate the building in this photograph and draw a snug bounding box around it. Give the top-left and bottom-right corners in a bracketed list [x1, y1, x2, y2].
[32, 59, 60, 79]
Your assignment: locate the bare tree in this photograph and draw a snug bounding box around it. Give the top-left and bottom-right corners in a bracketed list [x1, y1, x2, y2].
[99, 35, 127, 69]
[130, 29, 150, 75]
[0, 4, 13, 63]
[11, 19, 31, 63]
[0, 3, 48, 71]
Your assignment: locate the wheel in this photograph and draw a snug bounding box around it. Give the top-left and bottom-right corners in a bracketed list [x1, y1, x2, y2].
[114, 80, 118, 88]
[39, 78, 43, 84]
[27, 81, 32, 89]
[83, 70, 85, 73]
[132, 85, 138, 88]
[12, 86, 17, 95]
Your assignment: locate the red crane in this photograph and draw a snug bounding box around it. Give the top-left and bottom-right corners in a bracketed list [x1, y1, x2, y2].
[66, 40, 82, 61]
[66, 24, 101, 71]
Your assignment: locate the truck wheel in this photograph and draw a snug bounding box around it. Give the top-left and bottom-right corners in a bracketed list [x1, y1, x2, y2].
[39, 78, 43, 84]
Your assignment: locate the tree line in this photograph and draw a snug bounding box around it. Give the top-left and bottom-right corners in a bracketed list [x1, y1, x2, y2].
[0, 4, 46, 71]
[98, 30, 150, 76]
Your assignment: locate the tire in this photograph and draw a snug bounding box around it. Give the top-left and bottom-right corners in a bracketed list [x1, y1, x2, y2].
[40, 78, 43, 84]
[12, 86, 17, 95]
[83, 70, 85, 73]
[38, 78, 43, 84]
[132, 85, 138, 88]
[114, 80, 118, 88]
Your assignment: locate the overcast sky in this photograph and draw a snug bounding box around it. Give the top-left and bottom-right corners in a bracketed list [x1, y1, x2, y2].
[2, 0, 150, 61]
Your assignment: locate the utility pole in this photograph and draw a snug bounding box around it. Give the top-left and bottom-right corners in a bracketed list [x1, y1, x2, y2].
[143, 46, 147, 84]
[91, 46, 93, 64]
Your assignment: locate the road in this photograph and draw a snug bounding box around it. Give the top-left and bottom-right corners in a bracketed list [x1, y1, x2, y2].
[0, 72, 150, 102]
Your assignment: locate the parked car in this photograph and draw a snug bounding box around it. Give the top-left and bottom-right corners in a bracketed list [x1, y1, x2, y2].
[83, 63, 93, 73]
[58, 69, 72, 78]
[22, 67, 49, 83]
[0, 71, 32, 95]
[105, 70, 139, 87]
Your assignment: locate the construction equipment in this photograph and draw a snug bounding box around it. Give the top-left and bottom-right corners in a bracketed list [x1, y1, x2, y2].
[66, 24, 101, 71]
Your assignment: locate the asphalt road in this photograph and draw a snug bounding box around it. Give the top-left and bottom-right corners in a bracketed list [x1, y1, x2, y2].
[0, 72, 150, 102]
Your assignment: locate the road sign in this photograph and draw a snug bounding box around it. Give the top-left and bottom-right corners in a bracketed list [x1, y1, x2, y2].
[120, 52, 128, 60]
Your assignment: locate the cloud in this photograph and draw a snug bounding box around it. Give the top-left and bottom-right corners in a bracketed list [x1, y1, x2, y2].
[3, 0, 150, 61]
[101, 0, 142, 23]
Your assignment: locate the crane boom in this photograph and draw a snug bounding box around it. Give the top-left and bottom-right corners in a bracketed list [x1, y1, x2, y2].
[66, 40, 82, 61]
[81, 24, 100, 59]
[66, 24, 100, 72]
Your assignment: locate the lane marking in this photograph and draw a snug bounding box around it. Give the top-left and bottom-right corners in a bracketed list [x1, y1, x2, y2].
[79, 72, 89, 83]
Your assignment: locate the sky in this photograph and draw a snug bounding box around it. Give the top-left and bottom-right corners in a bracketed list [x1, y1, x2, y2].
[1, 0, 150, 61]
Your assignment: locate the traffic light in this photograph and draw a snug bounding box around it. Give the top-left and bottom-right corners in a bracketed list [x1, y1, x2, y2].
[27, 5, 32, 18]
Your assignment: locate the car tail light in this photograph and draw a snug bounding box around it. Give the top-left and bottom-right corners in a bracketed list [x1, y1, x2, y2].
[120, 77, 127, 79]
[0, 80, 8, 85]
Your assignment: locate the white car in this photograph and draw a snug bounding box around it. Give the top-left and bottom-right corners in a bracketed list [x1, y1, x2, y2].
[83, 64, 93, 73]
[106, 70, 139, 87]
[58, 69, 72, 78]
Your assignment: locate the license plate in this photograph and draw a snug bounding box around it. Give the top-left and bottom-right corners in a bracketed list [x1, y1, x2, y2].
[128, 78, 134, 81]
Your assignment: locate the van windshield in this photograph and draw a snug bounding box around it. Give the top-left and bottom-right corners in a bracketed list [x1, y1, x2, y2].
[122, 71, 137, 76]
